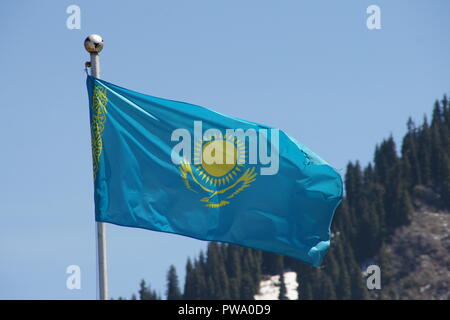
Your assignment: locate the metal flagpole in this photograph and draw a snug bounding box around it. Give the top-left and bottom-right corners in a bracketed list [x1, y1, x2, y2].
[84, 34, 109, 300]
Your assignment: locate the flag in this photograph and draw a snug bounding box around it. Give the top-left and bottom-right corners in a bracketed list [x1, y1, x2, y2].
[86, 76, 343, 266]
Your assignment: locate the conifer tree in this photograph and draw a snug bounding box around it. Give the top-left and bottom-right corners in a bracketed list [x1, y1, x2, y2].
[295, 263, 314, 300]
[321, 274, 337, 300]
[334, 238, 352, 300]
[402, 118, 422, 187]
[261, 251, 284, 275]
[378, 244, 393, 285]
[278, 272, 288, 300]
[183, 258, 196, 299]
[240, 273, 256, 300]
[336, 265, 352, 300]
[299, 281, 314, 300]
[241, 248, 260, 298]
[194, 257, 207, 299]
[440, 153, 450, 209]
[340, 241, 368, 300]
[166, 265, 182, 300]
[418, 116, 432, 186]
[138, 279, 159, 300]
[205, 242, 230, 299]
[226, 246, 242, 286]
[324, 250, 340, 288]
[430, 120, 443, 190]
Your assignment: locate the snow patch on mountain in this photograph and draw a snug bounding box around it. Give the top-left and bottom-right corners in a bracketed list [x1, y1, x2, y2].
[254, 271, 298, 300]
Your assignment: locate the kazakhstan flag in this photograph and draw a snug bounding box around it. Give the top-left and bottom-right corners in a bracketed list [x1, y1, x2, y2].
[86, 76, 343, 266]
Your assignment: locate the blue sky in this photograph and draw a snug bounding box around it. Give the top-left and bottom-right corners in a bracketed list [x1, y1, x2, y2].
[0, 0, 449, 299]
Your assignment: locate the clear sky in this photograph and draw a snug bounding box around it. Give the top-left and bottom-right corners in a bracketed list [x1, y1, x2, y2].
[0, 0, 449, 299]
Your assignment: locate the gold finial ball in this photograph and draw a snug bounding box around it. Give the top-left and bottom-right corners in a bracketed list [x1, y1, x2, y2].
[84, 34, 104, 53]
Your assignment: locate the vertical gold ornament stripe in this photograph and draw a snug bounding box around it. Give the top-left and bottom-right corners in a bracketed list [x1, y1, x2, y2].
[91, 86, 108, 179]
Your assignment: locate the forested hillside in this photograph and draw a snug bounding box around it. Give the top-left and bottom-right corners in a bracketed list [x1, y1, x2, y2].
[122, 94, 450, 300]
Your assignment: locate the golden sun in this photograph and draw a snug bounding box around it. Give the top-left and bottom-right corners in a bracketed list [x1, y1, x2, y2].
[193, 134, 246, 187]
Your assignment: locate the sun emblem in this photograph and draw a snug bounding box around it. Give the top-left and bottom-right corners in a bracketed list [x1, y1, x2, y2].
[179, 132, 257, 208]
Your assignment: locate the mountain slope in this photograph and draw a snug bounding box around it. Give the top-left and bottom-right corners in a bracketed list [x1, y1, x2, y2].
[380, 204, 450, 299]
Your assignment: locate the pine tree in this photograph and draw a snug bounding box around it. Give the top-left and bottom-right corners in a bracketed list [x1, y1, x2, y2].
[402, 117, 422, 187]
[353, 197, 375, 261]
[299, 281, 314, 300]
[378, 244, 393, 285]
[320, 274, 337, 300]
[432, 100, 442, 127]
[418, 116, 432, 186]
[138, 279, 159, 300]
[194, 257, 207, 299]
[323, 250, 340, 288]
[228, 278, 240, 300]
[261, 251, 284, 275]
[334, 238, 352, 299]
[343, 244, 368, 300]
[390, 182, 413, 227]
[345, 162, 363, 209]
[336, 265, 352, 300]
[333, 200, 355, 241]
[374, 136, 399, 187]
[205, 242, 230, 299]
[430, 120, 443, 192]
[295, 263, 315, 300]
[138, 279, 147, 300]
[225, 245, 242, 299]
[241, 248, 260, 298]
[183, 258, 196, 299]
[439, 153, 450, 209]
[278, 273, 288, 300]
[240, 273, 256, 300]
[250, 249, 263, 287]
[166, 265, 182, 300]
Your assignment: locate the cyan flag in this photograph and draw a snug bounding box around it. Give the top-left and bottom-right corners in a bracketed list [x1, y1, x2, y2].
[86, 76, 343, 266]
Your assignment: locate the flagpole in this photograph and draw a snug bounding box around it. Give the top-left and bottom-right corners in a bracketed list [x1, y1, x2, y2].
[84, 34, 109, 300]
